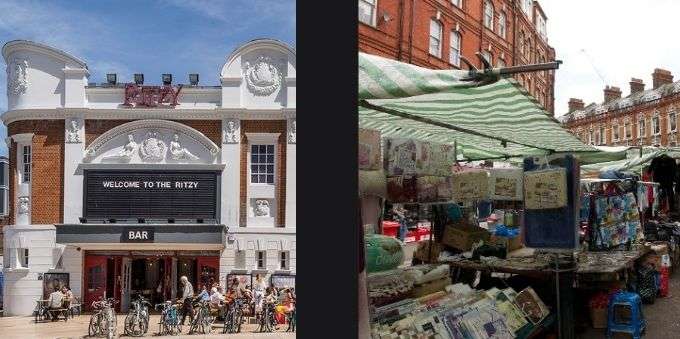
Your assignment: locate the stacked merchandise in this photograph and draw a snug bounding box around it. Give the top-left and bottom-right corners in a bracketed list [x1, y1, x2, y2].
[580, 180, 643, 250]
[370, 281, 551, 339]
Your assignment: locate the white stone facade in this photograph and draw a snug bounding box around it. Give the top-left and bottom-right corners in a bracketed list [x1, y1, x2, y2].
[1, 39, 296, 315]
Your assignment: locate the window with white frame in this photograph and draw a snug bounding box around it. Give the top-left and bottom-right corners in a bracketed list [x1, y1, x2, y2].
[600, 127, 605, 144]
[497, 58, 505, 68]
[613, 122, 620, 141]
[429, 19, 442, 57]
[653, 114, 660, 135]
[359, 0, 377, 26]
[483, 1, 494, 29]
[498, 12, 507, 39]
[256, 250, 266, 270]
[22, 145, 31, 183]
[235, 250, 246, 269]
[451, 0, 462, 7]
[18, 248, 28, 268]
[594, 131, 600, 145]
[639, 116, 646, 137]
[251, 145, 275, 184]
[0, 160, 7, 216]
[625, 120, 632, 140]
[482, 51, 492, 65]
[670, 110, 677, 132]
[449, 31, 461, 66]
[523, 0, 532, 19]
[588, 130, 594, 145]
[279, 251, 290, 270]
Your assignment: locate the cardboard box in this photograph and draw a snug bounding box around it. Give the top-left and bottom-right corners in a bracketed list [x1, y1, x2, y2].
[442, 224, 490, 251]
[490, 235, 524, 254]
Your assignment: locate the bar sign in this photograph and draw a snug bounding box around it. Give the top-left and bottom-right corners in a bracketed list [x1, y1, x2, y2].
[122, 228, 154, 242]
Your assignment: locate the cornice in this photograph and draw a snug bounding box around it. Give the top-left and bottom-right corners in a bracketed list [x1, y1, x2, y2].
[2, 108, 296, 124]
[3, 40, 87, 68]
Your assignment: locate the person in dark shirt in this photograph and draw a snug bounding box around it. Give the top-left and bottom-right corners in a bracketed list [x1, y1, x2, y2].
[650, 154, 678, 211]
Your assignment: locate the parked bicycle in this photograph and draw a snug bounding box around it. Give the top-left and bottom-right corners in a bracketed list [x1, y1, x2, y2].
[88, 298, 118, 339]
[286, 308, 296, 332]
[188, 299, 214, 334]
[223, 297, 246, 334]
[155, 301, 183, 336]
[256, 301, 277, 333]
[124, 295, 151, 337]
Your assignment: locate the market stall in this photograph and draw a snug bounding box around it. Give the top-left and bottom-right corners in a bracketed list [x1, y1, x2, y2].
[357, 52, 604, 339]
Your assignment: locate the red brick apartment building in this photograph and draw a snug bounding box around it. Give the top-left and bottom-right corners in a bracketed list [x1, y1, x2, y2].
[560, 68, 680, 147]
[358, 0, 557, 114]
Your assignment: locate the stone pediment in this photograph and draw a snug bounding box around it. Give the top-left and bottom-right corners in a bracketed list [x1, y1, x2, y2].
[83, 119, 220, 164]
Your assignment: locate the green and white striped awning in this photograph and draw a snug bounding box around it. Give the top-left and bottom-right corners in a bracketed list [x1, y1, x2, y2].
[358, 52, 596, 160]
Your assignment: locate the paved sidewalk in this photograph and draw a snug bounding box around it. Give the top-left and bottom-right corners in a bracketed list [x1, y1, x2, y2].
[0, 314, 296, 339]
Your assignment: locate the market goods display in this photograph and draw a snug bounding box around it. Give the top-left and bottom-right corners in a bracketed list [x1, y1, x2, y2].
[359, 128, 382, 171]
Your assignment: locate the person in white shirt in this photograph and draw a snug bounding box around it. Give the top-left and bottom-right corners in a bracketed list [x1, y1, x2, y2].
[253, 274, 266, 312]
[209, 287, 224, 309]
[47, 287, 64, 310]
[179, 276, 194, 325]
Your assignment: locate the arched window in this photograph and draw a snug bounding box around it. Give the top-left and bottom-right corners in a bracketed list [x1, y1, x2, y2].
[449, 31, 461, 66]
[498, 12, 507, 39]
[519, 31, 525, 55]
[484, 0, 494, 28]
[429, 19, 442, 57]
[496, 58, 505, 68]
[526, 38, 532, 60]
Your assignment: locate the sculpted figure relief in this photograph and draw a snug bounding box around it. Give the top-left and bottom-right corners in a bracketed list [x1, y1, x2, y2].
[169, 133, 199, 161]
[223, 120, 239, 144]
[289, 119, 296, 144]
[103, 134, 137, 162]
[254, 199, 271, 217]
[66, 119, 81, 143]
[244, 56, 282, 96]
[7, 59, 28, 95]
[18, 196, 30, 215]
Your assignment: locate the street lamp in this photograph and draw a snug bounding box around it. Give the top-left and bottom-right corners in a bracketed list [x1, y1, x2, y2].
[162, 73, 172, 85]
[134, 73, 144, 85]
[189, 73, 199, 86]
[106, 73, 117, 85]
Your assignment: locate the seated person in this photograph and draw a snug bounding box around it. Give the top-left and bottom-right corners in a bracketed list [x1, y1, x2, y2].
[209, 287, 225, 309]
[195, 284, 210, 302]
[48, 287, 65, 310]
[61, 286, 73, 302]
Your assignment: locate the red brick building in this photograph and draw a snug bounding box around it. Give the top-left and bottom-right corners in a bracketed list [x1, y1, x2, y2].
[358, 0, 557, 114]
[560, 68, 680, 147]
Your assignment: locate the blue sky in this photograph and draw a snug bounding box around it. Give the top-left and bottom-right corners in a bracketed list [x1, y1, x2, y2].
[0, 0, 296, 155]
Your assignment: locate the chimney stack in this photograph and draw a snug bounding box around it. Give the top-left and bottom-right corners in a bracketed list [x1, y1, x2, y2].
[568, 98, 584, 113]
[629, 78, 645, 94]
[603, 85, 622, 103]
[652, 68, 674, 89]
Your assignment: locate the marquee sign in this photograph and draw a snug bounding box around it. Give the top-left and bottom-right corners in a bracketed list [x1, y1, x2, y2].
[123, 84, 182, 108]
[84, 170, 219, 221]
[122, 228, 154, 242]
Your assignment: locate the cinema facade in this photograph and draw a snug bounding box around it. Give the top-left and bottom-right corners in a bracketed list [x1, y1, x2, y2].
[1, 39, 296, 315]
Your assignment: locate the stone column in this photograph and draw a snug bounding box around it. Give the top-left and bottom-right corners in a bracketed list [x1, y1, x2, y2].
[285, 117, 296, 228]
[63, 117, 84, 223]
[221, 118, 241, 228]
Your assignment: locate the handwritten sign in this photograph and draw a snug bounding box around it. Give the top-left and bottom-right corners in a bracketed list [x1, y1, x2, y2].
[524, 169, 567, 209]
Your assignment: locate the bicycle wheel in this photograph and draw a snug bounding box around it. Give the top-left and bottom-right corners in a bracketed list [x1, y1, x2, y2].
[88, 314, 100, 337]
[235, 309, 242, 333]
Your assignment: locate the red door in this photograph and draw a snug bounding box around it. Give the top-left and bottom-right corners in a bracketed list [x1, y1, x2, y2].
[196, 257, 219, 289]
[84, 255, 108, 311]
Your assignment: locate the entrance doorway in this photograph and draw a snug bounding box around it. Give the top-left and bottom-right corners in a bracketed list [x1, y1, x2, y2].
[83, 251, 220, 312]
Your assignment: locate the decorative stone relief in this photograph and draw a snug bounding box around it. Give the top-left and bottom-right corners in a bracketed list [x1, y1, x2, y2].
[139, 131, 167, 162]
[169, 133, 199, 160]
[17, 196, 30, 215]
[254, 199, 271, 217]
[243, 56, 282, 96]
[223, 119, 240, 144]
[102, 134, 137, 162]
[7, 58, 28, 95]
[65, 119, 81, 143]
[288, 119, 296, 144]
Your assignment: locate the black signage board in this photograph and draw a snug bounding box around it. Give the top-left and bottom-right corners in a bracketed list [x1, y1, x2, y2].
[84, 170, 220, 220]
[121, 227, 155, 242]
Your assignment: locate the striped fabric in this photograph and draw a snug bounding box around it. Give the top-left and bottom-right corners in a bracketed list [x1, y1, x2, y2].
[359, 52, 498, 100]
[358, 53, 596, 160]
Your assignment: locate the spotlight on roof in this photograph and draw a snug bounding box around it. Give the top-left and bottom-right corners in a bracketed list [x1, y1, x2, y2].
[106, 73, 117, 85]
[134, 73, 144, 85]
[162, 73, 173, 85]
[189, 73, 199, 86]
